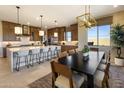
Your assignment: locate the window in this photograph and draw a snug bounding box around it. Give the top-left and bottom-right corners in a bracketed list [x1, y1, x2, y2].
[88, 25, 110, 46]
[66, 32, 72, 41]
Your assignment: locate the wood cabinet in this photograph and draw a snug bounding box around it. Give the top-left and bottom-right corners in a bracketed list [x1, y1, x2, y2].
[47, 28, 55, 38]
[70, 24, 78, 41]
[47, 26, 66, 41]
[22, 25, 30, 35]
[30, 26, 40, 41]
[2, 21, 17, 41]
[61, 45, 78, 52]
[58, 27, 65, 41]
[2, 21, 41, 41]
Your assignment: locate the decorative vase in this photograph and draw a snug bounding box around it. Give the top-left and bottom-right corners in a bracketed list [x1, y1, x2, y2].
[115, 57, 124, 66]
[83, 52, 89, 61]
[83, 52, 89, 57]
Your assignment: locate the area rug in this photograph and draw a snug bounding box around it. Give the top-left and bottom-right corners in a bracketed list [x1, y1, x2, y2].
[109, 65, 124, 88]
[28, 73, 52, 88]
[28, 65, 124, 88]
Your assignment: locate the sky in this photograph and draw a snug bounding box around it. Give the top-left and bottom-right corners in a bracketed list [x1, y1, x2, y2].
[88, 25, 110, 39]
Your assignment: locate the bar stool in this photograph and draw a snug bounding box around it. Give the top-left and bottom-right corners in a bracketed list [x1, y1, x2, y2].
[47, 48, 52, 60]
[14, 50, 29, 71]
[52, 47, 60, 58]
[39, 48, 44, 63]
[43, 47, 49, 61]
[29, 50, 33, 66]
[31, 48, 40, 66]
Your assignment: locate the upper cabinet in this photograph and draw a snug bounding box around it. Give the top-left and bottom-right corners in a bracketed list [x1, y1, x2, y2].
[47, 26, 66, 41]
[47, 28, 55, 38]
[22, 25, 30, 35]
[2, 21, 40, 41]
[58, 27, 66, 41]
[2, 21, 17, 41]
[30, 26, 40, 41]
[70, 24, 78, 41]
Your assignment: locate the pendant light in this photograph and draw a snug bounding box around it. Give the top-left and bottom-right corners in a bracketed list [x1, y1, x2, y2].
[77, 5, 97, 28]
[14, 6, 22, 35]
[39, 15, 44, 36]
[54, 20, 58, 37]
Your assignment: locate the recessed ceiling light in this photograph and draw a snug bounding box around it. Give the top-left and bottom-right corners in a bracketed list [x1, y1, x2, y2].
[113, 5, 118, 8]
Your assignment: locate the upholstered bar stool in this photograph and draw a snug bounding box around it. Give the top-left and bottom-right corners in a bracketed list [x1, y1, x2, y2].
[14, 50, 29, 71]
[47, 48, 52, 60]
[68, 49, 75, 55]
[53, 47, 60, 58]
[31, 48, 40, 65]
[29, 50, 33, 66]
[43, 47, 49, 61]
[39, 48, 44, 63]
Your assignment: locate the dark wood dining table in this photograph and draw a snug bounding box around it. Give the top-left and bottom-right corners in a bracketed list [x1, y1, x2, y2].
[58, 51, 105, 88]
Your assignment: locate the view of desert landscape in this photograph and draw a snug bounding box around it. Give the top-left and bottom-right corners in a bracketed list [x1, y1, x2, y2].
[88, 38, 110, 46]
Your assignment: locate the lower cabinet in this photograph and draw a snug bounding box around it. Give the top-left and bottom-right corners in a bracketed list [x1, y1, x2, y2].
[61, 45, 78, 52]
[3, 47, 7, 58]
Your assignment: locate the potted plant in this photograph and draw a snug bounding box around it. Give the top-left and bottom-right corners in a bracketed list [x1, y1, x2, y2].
[82, 45, 90, 57]
[111, 24, 124, 66]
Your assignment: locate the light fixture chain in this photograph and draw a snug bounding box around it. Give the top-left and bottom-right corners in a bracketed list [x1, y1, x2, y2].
[16, 6, 20, 24]
[40, 15, 43, 30]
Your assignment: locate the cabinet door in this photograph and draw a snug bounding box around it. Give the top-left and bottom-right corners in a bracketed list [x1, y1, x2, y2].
[30, 26, 40, 41]
[2, 21, 17, 41]
[47, 28, 55, 38]
[47, 27, 65, 41]
[58, 27, 65, 41]
[71, 24, 78, 41]
[22, 25, 30, 35]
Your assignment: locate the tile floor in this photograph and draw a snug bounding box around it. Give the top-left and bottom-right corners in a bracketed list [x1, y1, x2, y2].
[0, 58, 51, 88]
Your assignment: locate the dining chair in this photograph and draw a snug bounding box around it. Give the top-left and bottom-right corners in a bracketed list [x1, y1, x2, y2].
[58, 51, 68, 58]
[94, 63, 110, 88]
[68, 49, 75, 55]
[52, 51, 68, 63]
[50, 61, 85, 88]
[74, 48, 79, 53]
[97, 51, 111, 78]
[101, 50, 111, 64]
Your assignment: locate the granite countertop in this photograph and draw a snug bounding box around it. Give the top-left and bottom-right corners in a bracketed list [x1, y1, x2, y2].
[7, 46, 44, 52]
[7, 45, 61, 52]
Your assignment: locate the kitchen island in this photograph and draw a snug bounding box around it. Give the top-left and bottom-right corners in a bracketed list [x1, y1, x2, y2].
[7, 45, 61, 72]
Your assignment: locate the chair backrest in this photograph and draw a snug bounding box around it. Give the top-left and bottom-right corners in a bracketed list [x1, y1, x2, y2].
[68, 49, 75, 55]
[106, 50, 111, 63]
[40, 49, 43, 53]
[50, 61, 73, 88]
[105, 63, 110, 75]
[90, 47, 99, 51]
[32, 48, 40, 54]
[58, 51, 68, 58]
[55, 47, 57, 50]
[17, 50, 29, 56]
[74, 48, 78, 53]
[48, 48, 51, 52]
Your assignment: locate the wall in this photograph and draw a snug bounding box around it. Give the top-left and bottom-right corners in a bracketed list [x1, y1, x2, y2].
[0, 21, 3, 57]
[78, 25, 87, 51]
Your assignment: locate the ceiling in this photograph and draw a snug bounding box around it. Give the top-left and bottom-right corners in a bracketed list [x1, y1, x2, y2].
[0, 5, 124, 29]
